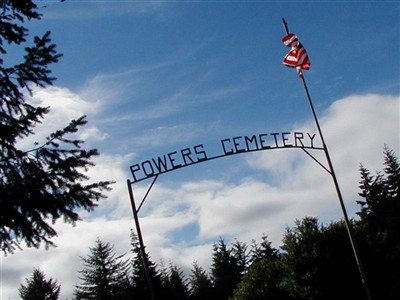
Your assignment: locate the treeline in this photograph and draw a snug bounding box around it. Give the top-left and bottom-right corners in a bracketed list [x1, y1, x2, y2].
[19, 148, 400, 300]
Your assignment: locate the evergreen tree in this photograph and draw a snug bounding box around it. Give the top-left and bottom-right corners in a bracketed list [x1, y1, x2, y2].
[19, 268, 60, 300]
[0, 0, 113, 253]
[250, 234, 279, 263]
[357, 148, 400, 299]
[74, 238, 131, 300]
[231, 239, 249, 276]
[210, 238, 248, 300]
[189, 262, 213, 300]
[233, 236, 289, 300]
[130, 231, 163, 299]
[162, 264, 190, 300]
[281, 217, 365, 300]
[280, 217, 322, 300]
[358, 147, 400, 245]
[232, 258, 290, 300]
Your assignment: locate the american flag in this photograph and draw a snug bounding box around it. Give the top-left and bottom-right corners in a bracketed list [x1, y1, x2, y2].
[282, 33, 310, 77]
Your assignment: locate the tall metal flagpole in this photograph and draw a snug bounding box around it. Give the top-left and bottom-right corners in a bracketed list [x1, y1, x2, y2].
[281, 18, 373, 300]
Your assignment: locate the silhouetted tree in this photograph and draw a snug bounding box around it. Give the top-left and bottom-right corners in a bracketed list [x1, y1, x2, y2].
[281, 217, 366, 300]
[232, 258, 291, 300]
[232, 239, 249, 275]
[189, 262, 213, 300]
[162, 264, 190, 300]
[19, 268, 60, 300]
[250, 234, 279, 263]
[233, 235, 290, 300]
[130, 231, 163, 299]
[74, 239, 131, 300]
[0, 0, 113, 254]
[210, 238, 248, 299]
[357, 147, 400, 299]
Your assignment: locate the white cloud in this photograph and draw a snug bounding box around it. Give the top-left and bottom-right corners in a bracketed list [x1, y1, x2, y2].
[18, 86, 104, 151]
[77, 126, 109, 141]
[245, 93, 399, 217]
[2, 93, 398, 299]
[1, 219, 134, 299]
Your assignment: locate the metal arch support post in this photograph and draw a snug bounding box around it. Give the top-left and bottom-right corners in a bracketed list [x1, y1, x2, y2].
[127, 179, 156, 300]
[300, 75, 372, 300]
[282, 18, 372, 300]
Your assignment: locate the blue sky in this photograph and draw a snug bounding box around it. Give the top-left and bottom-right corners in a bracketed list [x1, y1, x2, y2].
[2, 1, 399, 298]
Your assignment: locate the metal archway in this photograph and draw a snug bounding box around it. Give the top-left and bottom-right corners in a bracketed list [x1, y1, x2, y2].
[124, 18, 372, 300]
[126, 140, 324, 300]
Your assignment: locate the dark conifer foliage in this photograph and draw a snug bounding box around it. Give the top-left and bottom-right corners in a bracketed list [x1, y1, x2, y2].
[0, 0, 113, 253]
[250, 234, 279, 262]
[162, 264, 190, 300]
[189, 262, 213, 300]
[19, 268, 60, 300]
[357, 147, 400, 299]
[281, 218, 365, 300]
[74, 239, 131, 300]
[130, 231, 164, 299]
[233, 236, 290, 300]
[211, 238, 248, 300]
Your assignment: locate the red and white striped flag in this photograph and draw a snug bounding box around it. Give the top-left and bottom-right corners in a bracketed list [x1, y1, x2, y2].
[282, 33, 310, 77]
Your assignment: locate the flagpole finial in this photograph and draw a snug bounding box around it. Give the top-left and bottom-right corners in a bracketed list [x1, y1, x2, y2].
[282, 18, 289, 35]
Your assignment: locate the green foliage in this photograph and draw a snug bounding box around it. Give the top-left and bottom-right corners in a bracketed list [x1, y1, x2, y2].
[211, 238, 249, 299]
[130, 231, 163, 299]
[162, 264, 190, 300]
[250, 234, 279, 262]
[281, 218, 364, 300]
[189, 262, 213, 300]
[357, 147, 400, 299]
[232, 258, 290, 300]
[0, 0, 114, 253]
[233, 236, 289, 300]
[281, 217, 325, 299]
[19, 268, 60, 300]
[74, 238, 131, 300]
[358, 147, 400, 241]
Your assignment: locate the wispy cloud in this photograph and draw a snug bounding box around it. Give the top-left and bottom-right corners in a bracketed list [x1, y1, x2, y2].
[41, 0, 167, 20]
[73, 61, 251, 155]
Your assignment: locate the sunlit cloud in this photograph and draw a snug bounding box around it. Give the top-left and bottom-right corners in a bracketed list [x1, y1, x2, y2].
[17, 86, 104, 151]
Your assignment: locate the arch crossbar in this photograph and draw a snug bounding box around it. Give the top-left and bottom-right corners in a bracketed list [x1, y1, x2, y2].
[129, 131, 323, 183]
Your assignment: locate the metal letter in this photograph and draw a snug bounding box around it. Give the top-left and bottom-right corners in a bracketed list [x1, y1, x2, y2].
[221, 138, 234, 155]
[270, 133, 280, 147]
[244, 135, 258, 151]
[282, 132, 293, 147]
[168, 151, 182, 169]
[259, 134, 271, 149]
[141, 160, 155, 177]
[307, 133, 316, 148]
[233, 136, 246, 153]
[130, 164, 141, 182]
[181, 148, 195, 165]
[194, 144, 208, 161]
[294, 132, 304, 147]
